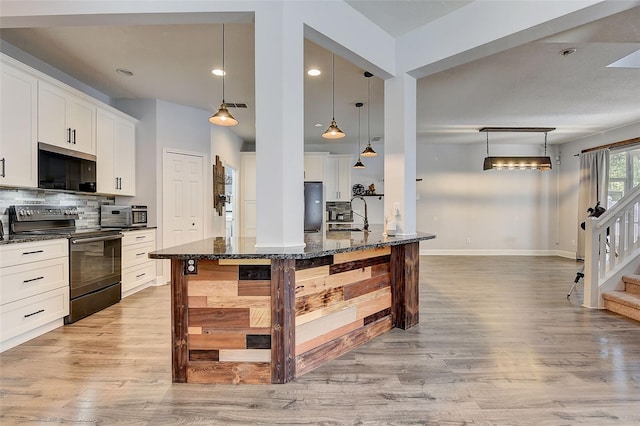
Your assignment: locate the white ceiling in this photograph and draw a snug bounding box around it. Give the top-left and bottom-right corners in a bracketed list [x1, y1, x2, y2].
[0, 2, 639, 147]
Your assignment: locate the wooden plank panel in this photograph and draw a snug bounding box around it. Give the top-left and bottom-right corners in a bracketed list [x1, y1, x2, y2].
[219, 349, 271, 363]
[250, 307, 271, 327]
[188, 281, 238, 297]
[189, 350, 219, 362]
[205, 296, 270, 309]
[238, 280, 270, 296]
[219, 259, 271, 266]
[372, 262, 390, 277]
[295, 306, 357, 345]
[295, 255, 333, 271]
[343, 274, 390, 300]
[239, 265, 271, 280]
[187, 362, 271, 384]
[329, 255, 390, 274]
[333, 247, 391, 264]
[295, 287, 390, 326]
[190, 260, 238, 281]
[188, 308, 250, 327]
[295, 318, 363, 356]
[172, 259, 189, 383]
[246, 334, 271, 349]
[188, 296, 207, 308]
[363, 307, 391, 326]
[325, 267, 371, 288]
[189, 333, 247, 350]
[201, 327, 271, 335]
[188, 326, 202, 334]
[295, 316, 393, 377]
[356, 289, 392, 320]
[271, 258, 296, 384]
[295, 265, 330, 282]
[391, 242, 420, 330]
[295, 286, 344, 316]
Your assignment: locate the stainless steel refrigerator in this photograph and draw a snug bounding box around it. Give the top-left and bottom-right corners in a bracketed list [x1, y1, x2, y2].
[304, 181, 323, 232]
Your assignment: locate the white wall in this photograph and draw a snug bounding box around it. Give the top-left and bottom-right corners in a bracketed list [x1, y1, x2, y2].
[417, 142, 559, 255]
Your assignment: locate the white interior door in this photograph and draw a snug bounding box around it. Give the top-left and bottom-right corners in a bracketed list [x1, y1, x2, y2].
[162, 150, 204, 281]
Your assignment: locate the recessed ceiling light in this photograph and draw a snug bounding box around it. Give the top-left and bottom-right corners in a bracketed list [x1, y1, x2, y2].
[307, 69, 321, 77]
[212, 68, 225, 76]
[560, 47, 577, 57]
[116, 68, 134, 77]
[314, 123, 323, 127]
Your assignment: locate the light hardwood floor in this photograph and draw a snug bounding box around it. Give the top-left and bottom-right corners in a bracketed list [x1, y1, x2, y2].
[2, 256, 640, 425]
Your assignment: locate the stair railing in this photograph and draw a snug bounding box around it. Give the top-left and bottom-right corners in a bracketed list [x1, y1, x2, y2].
[584, 184, 640, 307]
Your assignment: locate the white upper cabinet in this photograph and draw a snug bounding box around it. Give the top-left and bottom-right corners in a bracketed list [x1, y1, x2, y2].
[38, 80, 96, 155]
[325, 154, 352, 201]
[96, 108, 136, 196]
[304, 153, 328, 182]
[0, 57, 37, 188]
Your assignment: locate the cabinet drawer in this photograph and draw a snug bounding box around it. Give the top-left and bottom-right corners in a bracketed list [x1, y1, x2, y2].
[122, 262, 156, 294]
[0, 258, 69, 306]
[0, 239, 68, 268]
[0, 286, 69, 343]
[122, 229, 156, 246]
[122, 242, 155, 269]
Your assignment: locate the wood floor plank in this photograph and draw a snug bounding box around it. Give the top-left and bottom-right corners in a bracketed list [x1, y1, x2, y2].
[2, 256, 640, 425]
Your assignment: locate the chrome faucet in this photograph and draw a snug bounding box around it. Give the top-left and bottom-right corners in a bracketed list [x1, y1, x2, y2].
[350, 196, 369, 232]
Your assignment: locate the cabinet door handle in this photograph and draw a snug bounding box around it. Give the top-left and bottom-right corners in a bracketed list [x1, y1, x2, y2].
[135, 236, 146, 240]
[72, 129, 76, 144]
[23, 276, 45, 283]
[136, 272, 146, 279]
[67, 128, 72, 143]
[22, 250, 44, 255]
[0, 157, 5, 177]
[24, 309, 45, 318]
[136, 252, 146, 256]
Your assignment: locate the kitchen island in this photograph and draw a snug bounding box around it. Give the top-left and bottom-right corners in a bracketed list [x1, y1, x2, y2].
[149, 228, 435, 384]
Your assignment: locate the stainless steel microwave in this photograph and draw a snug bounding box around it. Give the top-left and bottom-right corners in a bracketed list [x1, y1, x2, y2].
[100, 205, 147, 228]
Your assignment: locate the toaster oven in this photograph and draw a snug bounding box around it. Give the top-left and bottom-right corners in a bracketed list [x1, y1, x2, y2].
[100, 205, 147, 228]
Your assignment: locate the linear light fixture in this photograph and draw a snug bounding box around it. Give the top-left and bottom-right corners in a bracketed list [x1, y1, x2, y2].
[480, 127, 555, 171]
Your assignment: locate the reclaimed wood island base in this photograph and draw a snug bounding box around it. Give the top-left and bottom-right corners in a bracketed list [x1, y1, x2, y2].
[150, 230, 435, 384]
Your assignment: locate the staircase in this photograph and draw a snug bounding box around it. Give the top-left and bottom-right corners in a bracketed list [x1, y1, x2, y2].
[602, 275, 640, 322]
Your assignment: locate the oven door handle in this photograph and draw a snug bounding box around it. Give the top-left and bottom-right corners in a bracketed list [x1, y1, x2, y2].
[71, 234, 122, 244]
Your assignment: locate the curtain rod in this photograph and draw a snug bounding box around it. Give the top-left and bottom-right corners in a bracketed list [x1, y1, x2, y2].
[581, 136, 640, 154]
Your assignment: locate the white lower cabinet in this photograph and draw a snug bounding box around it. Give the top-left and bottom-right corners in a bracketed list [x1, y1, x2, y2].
[121, 229, 156, 297]
[0, 239, 69, 352]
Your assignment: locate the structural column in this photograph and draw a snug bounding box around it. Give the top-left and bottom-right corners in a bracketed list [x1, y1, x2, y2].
[384, 72, 417, 236]
[254, 5, 305, 248]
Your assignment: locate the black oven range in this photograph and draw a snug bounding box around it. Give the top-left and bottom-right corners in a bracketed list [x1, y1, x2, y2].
[9, 205, 122, 324]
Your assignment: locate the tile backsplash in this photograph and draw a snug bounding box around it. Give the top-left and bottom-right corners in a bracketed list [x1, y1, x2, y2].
[0, 188, 115, 232]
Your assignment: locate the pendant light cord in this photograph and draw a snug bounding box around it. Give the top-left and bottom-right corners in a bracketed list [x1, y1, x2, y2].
[222, 24, 225, 103]
[331, 54, 335, 120]
[544, 132, 548, 155]
[367, 75, 371, 144]
[486, 131, 489, 156]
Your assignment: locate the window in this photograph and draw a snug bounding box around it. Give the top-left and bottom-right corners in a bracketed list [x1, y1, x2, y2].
[608, 147, 640, 207]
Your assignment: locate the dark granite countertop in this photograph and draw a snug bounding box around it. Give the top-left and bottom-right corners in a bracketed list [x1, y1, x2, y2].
[149, 227, 435, 260]
[0, 234, 69, 245]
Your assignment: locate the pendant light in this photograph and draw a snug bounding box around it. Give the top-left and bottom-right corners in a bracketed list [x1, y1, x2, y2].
[322, 54, 345, 139]
[209, 24, 238, 127]
[361, 71, 377, 157]
[481, 127, 555, 171]
[353, 102, 365, 168]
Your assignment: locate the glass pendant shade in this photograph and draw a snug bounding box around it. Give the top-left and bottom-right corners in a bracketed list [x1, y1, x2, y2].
[361, 144, 377, 157]
[323, 120, 345, 139]
[209, 103, 238, 126]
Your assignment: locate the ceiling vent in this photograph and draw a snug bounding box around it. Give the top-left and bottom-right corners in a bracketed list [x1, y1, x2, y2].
[225, 102, 248, 108]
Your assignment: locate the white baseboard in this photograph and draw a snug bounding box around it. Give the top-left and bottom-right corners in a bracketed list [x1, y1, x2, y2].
[420, 249, 573, 256]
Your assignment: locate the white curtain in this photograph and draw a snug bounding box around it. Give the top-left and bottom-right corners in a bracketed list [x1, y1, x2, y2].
[577, 149, 609, 259]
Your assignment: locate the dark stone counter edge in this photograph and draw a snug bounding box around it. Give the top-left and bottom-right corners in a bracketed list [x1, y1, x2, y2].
[149, 233, 436, 260]
[0, 226, 157, 245]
